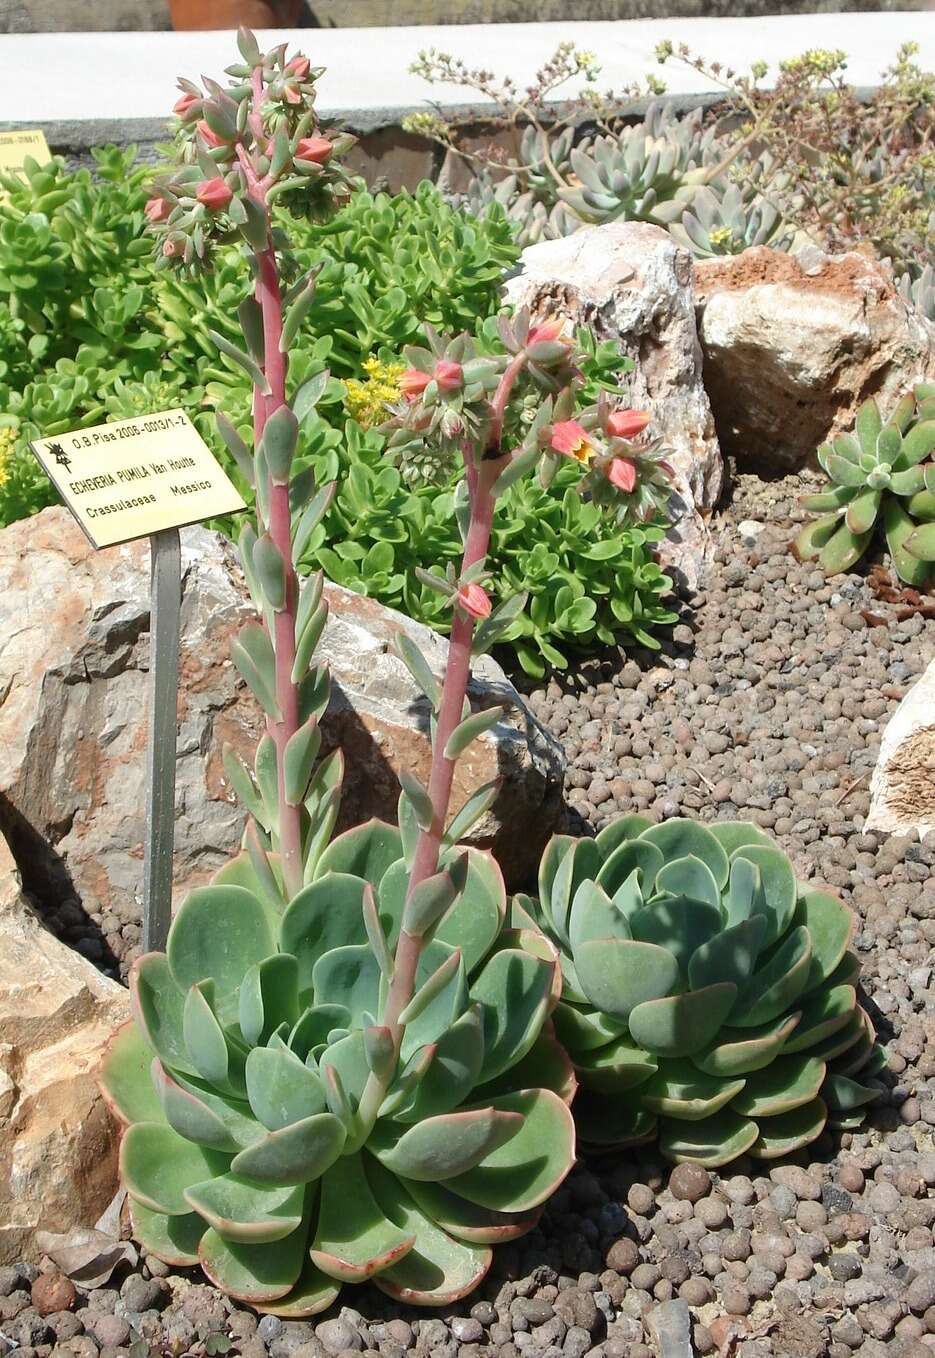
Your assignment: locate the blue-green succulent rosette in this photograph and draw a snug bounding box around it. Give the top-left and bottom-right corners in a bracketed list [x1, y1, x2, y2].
[520, 816, 884, 1169]
[100, 822, 576, 1312]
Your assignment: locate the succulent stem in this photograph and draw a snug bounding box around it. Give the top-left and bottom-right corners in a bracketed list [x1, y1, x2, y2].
[355, 355, 531, 1130]
[255, 241, 305, 899]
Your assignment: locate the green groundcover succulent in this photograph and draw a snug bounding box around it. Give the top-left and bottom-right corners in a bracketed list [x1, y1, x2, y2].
[100, 819, 575, 1312]
[518, 816, 884, 1169]
[794, 384, 935, 587]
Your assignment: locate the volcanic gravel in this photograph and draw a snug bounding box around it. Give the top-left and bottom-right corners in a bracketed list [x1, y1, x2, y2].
[8, 471, 934, 1358]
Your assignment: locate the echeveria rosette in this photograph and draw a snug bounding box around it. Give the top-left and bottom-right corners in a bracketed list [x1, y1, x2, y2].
[794, 385, 935, 587]
[100, 820, 576, 1312]
[672, 181, 794, 259]
[518, 816, 884, 1169]
[557, 101, 716, 229]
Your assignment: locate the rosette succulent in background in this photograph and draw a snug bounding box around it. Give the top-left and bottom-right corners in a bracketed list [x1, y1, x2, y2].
[794, 385, 935, 587]
[518, 816, 883, 1168]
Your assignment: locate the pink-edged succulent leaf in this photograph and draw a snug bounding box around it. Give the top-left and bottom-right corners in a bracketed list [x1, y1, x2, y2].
[98, 1020, 162, 1127]
[308, 1152, 416, 1282]
[184, 1175, 305, 1244]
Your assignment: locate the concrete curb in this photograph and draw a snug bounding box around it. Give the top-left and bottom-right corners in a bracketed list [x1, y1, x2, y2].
[0, 13, 931, 124]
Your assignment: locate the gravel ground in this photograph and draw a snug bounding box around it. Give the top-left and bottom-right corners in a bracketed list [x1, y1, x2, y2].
[5, 471, 934, 1358]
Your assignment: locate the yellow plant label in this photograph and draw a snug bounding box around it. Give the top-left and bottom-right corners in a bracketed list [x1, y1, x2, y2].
[30, 410, 247, 549]
[0, 129, 51, 176]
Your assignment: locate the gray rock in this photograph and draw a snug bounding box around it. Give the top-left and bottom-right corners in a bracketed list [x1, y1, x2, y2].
[0, 509, 563, 960]
[645, 1300, 693, 1358]
[316, 1319, 362, 1355]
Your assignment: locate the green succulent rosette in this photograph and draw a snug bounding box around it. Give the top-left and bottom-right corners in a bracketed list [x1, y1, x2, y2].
[794, 384, 935, 586]
[519, 816, 884, 1169]
[100, 822, 575, 1312]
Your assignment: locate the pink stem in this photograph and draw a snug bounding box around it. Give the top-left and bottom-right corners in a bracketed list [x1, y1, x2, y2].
[253, 214, 304, 899]
[370, 357, 529, 1045]
[356, 351, 528, 1133]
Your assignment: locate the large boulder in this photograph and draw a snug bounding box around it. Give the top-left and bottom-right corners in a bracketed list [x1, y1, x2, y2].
[696, 244, 935, 472]
[0, 831, 128, 1264]
[0, 509, 563, 973]
[504, 220, 723, 588]
[866, 658, 935, 840]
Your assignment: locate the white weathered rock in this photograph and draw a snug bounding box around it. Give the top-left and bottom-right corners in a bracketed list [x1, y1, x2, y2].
[0, 509, 562, 972]
[504, 221, 723, 587]
[696, 244, 935, 472]
[866, 658, 935, 839]
[0, 832, 128, 1263]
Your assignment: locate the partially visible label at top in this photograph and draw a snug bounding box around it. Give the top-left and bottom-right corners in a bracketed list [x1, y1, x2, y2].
[0, 129, 51, 177]
[30, 409, 248, 549]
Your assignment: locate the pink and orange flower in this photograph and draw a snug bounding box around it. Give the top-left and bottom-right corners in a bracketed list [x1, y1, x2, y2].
[456, 583, 492, 620]
[196, 177, 233, 212]
[606, 408, 650, 440]
[550, 420, 594, 463]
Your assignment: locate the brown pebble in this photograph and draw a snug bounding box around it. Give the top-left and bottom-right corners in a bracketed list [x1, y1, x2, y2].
[606, 1238, 640, 1275]
[838, 1164, 865, 1194]
[627, 1184, 655, 1216]
[31, 1274, 76, 1317]
[669, 1163, 711, 1204]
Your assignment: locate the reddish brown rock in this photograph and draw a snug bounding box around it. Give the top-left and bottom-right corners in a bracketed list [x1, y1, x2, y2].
[0, 509, 563, 971]
[31, 1272, 77, 1315]
[696, 244, 935, 471]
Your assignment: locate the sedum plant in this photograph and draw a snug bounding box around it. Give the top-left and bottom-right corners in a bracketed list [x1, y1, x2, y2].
[794, 385, 935, 587]
[519, 817, 883, 1169]
[99, 31, 668, 1312]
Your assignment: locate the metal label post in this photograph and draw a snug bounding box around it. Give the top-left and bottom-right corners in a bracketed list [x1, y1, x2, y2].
[142, 528, 182, 953]
[29, 411, 246, 953]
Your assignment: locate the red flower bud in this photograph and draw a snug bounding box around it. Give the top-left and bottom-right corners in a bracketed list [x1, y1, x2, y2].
[145, 196, 171, 224]
[295, 136, 333, 164]
[173, 92, 200, 120]
[196, 177, 233, 212]
[434, 360, 463, 392]
[527, 316, 568, 346]
[607, 408, 651, 440]
[196, 119, 228, 149]
[457, 583, 492, 620]
[287, 56, 311, 79]
[400, 368, 432, 401]
[607, 457, 638, 493]
[550, 420, 593, 462]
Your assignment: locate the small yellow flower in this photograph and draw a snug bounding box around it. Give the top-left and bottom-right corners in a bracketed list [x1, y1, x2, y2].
[344, 357, 405, 429]
[0, 425, 14, 489]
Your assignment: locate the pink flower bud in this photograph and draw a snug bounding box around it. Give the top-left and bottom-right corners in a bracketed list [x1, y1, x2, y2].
[527, 316, 568, 347]
[457, 583, 492, 620]
[607, 408, 650, 440]
[434, 360, 463, 392]
[287, 56, 311, 79]
[162, 238, 180, 258]
[295, 136, 333, 164]
[145, 196, 171, 224]
[196, 120, 227, 149]
[550, 420, 593, 462]
[173, 92, 200, 120]
[400, 368, 432, 401]
[283, 83, 303, 105]
[196, 177, 233, 212]
[607, 457, 638, 493]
